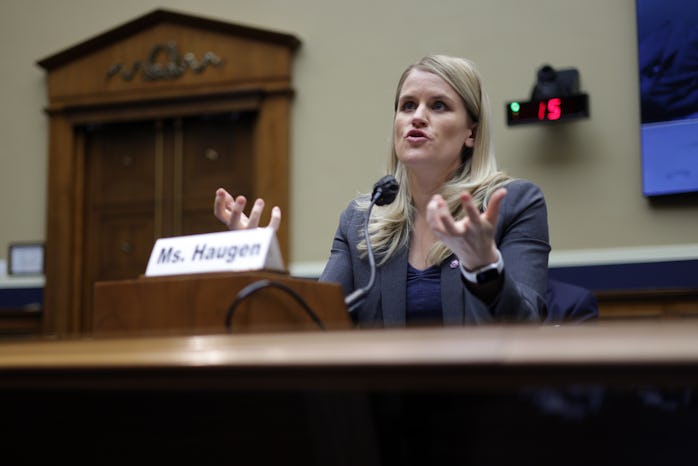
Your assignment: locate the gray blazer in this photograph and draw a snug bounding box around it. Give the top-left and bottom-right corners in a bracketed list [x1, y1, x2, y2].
[319, 179, 550, 327]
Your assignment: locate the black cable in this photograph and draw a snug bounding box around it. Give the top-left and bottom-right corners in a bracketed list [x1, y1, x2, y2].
[224, 279, 326, 332]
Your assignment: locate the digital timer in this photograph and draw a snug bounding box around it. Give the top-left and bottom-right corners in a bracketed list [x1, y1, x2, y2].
[506, 93, 589, 126]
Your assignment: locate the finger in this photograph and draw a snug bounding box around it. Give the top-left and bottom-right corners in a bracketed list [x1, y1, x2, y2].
[484, 188, 507, 225]
[440, 212, 462, 237]
[426, 195, 447, 233]
[227, 196, 249, 230]
[268, 206, 282, 231]
[214, 188, 234, 224]
[460, 192, 482, 226]
[246, 198, 265, 228]
[434, 196, 462, 236]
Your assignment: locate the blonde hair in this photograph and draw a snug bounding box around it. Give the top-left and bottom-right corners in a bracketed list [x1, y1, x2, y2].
[360, 55, 512, 265]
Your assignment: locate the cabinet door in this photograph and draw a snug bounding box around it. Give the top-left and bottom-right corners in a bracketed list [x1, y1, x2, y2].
[84, 120, 157, 285]
[81, 113, 256, 331]
[178, 112, 255, 236]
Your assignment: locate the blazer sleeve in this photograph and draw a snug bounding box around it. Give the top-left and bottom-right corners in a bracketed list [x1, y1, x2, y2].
[545, 279, 599, 324]
[484, 179, 551, 321]
[318, 199, 364, 295]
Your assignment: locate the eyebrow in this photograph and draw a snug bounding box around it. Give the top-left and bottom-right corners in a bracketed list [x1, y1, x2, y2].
[431, 94, 456, 102]
[398, 93, 457, 103]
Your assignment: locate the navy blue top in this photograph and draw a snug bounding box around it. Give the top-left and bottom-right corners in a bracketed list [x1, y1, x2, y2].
[406, 264, 443, 326]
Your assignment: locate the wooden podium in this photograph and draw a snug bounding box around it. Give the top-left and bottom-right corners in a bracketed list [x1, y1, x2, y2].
[92, 271, 353, 336]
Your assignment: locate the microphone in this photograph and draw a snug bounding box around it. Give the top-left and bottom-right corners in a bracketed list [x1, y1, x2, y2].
[344, 175, 399, 313]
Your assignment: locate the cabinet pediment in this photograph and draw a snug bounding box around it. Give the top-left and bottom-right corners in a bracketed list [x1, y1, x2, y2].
[37, 9, 301, 106]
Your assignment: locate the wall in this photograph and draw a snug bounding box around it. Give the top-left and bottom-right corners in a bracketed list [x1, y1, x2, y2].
[1, 0, 696, 278]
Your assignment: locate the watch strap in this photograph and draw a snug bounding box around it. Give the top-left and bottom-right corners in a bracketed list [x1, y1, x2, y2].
[459, 250, 504, 284]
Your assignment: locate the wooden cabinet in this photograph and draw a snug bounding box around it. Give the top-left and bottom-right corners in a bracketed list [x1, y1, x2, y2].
[37, 10, 300, 336]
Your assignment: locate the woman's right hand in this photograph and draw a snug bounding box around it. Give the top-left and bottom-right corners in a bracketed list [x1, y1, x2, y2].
[214, 188, 282, 231]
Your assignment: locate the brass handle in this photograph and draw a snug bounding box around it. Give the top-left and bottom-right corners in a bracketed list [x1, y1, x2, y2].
[204, 148, 220, 161]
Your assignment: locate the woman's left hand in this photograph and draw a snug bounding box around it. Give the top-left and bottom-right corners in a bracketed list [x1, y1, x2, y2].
[426, 188, 507, 271]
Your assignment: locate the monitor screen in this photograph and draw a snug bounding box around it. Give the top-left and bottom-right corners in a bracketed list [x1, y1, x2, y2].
[636, 0, 698, 196]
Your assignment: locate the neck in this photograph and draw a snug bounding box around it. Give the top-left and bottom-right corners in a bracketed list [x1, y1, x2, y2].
[407, 171, 443, 215]
[409, 214, 435, 270]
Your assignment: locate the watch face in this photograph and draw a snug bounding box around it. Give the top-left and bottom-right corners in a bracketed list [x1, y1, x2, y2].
[476, 268, 501, 284]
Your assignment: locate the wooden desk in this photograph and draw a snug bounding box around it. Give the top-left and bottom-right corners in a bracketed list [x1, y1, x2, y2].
[2, 322, 698, 465]
[2, 320, 698, 389]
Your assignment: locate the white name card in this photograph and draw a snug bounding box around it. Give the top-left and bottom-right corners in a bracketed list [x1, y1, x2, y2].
[144, 228, 284, 277]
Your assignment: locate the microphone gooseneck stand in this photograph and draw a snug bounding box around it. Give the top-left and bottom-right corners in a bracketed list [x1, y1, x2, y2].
[344, 175, 399, 313]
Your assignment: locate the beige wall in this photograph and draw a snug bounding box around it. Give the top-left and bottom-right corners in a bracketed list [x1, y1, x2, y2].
[1, 0, 696, 275]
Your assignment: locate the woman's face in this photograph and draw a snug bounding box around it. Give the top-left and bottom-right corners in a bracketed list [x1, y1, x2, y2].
[393, 69, 475, 179]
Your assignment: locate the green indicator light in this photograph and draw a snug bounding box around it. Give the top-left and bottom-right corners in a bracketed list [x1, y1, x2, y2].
[510, 102, 521, 113]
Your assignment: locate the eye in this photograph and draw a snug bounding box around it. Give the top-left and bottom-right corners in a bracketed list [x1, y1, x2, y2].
[400, 100, 417, 111]
[432, 100, 448, 111]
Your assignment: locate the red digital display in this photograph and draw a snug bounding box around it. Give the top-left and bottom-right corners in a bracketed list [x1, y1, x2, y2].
[506, 94, 589, 126]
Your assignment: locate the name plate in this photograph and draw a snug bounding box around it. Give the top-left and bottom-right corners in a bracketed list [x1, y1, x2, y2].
[145, 228, 284, 277]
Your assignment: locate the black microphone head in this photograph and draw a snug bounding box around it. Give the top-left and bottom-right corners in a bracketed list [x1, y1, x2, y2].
[372, 175, 399, 206]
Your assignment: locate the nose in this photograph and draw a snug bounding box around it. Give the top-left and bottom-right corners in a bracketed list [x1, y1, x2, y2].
[411, 104, 427, 127]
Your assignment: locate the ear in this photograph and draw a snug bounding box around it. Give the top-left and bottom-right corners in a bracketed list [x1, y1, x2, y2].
[464, 123, 477, 149]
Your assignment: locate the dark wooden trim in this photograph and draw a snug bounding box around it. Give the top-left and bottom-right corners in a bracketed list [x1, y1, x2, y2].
[596, 288, 698, 301]
[596, 287, 698, 319]
[48, 90, 268, 125]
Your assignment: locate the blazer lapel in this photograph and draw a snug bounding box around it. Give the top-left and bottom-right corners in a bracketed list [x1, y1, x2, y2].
[441, 257, 466, 325]
[379, 248, 408, 327]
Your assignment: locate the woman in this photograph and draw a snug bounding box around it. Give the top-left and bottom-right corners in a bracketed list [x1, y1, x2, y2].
[214, 55, 550, 326]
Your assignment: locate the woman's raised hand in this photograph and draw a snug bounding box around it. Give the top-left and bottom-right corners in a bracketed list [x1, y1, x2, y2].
[425, 188, 507, 271]
[214, 188, 282, 231]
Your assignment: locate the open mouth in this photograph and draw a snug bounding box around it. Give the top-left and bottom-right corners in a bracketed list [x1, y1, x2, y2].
[406, 130, 429, 139]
